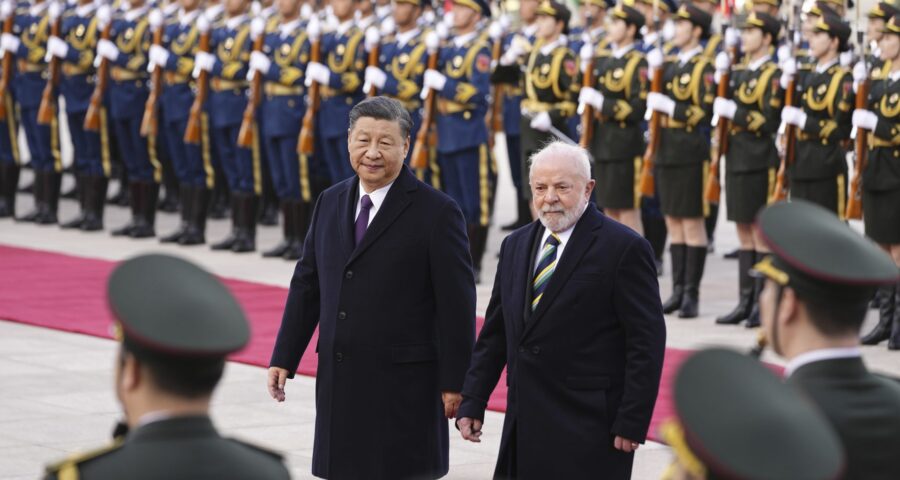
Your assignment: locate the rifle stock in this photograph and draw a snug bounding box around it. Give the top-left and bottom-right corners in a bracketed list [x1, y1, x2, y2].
[366, 43, 379, 97]
[410, 49, 438, 170]
[140, 24, 164, 138]
[37, 16, 62, 125]
[0, 12, 15, 119]
[771, 75, 796, 203]
[488, 38, 503, 150]
[845, 77, 869, 220]
[84, 24, 112, 132]
[184, 30, 211, 144]
[638, 65, 663, 197]
[297, 37, 321, 155]
[578, 56, 595, 149]
[705, 46, 735, 204]
[237, 33, 265, 148]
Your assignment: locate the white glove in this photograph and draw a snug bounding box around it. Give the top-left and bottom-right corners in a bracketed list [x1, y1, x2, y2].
[423, 69, 446, 92]
[529, 111, 552, 132]
[304, 61, 330, 87]
[0, 1, 13, 21]
[781, 106, 807, 128]
[435, 21, 449, 40]
[579, 43, 593, 63]
[1, 32, 20, 53]
[779, 57, 796, 89]
[488, 21, 503, 41]
[97, 38, 120, 62]
[96, 5, 112, 29]
[776, 45, 790, 66]
[714, 51, 730, 73]
[364, 26, 380, 52]
[380, 17, 395, 37]
[577, 86, 604, 113]
[852, 61, 867, 84]
[300, 3, 313, 20]
[499, 42, 525, 67]
[364, 66, 387, 90]
[249, 50, 271, 75]
[148, 44, 169, 70]
[197, 11, 212, 34]
[724, 27, 739, 48]
[48, 0, 62, 20]
[646, 48, 663, 70]
[713, 97, 737, 120]
[851, 109, 878, 131]
[250, 17, 266, 40]
[46, 36, 69, 59]
[647, 92, 675, 116]
[148, 8, 164, 29]
[839, 50, 852, 68]
[192, 51, 215, 78]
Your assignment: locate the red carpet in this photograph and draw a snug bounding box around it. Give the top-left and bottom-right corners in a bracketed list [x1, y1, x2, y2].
[0, 244, 721, 442]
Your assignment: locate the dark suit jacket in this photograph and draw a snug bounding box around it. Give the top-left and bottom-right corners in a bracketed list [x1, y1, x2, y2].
[789, 357, 900, 480]
[458, 207, 666, 479]
[270, 166, 476, 479]
[44, 416, 290, 480]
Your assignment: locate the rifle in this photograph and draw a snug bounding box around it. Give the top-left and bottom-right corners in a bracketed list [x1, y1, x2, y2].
[297, 15, 321, 155]
[237, 20, 266, 148]
[578, 22, 595, 149]
[845, 19, 869, 220]
[770, 2, 802, 203]
[140, 11, 165, 138]
[37, 2, 62, 125]
[0, 0, 15, 119]
[637, 0, 662, 197]
[410, 32, 439, 170]
[184, 17, 212, 144]
[705, 7, 736, 203]
[487, 20, 505, 151]
[364, 26, 380, 97]
[84, 22, 112, 131]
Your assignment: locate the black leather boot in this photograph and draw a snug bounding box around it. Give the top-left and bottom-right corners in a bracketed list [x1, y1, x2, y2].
[0, 162, 20, 218]
[129, 181, 158, 238]
[17, 170, 44, 222]
[263, 200, 293, 257]
[179, 187, 208, 245]
[80, 176, 108, 231]
[111, 182, 141, 236]
[716, 250, 755, 324]
[160, 185, 192, 243]
[678, 246, 707, 319]
[231, 193, 257, 253]
[283, 200, 308, 260]
[662, 244, 686, 314]
[60, 174, 87, 229]
[501, 199, 531, 231]
[861, 283, 897, 345]
[889, 286, 900, 350]
[36, 171, 61, 225]
[210, 196, 239, 250]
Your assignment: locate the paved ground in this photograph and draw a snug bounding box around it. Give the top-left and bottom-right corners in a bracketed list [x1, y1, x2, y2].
[2, 130, 898, 478]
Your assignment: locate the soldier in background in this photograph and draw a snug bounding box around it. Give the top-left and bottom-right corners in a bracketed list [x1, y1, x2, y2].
[568, 0, 612, 141]
[578, 3, 647, 234]
[713, 12, 782, 328]
[0, 0, 20, 219]
[749, 0, 781, 17]
[866, 2, 898, 69]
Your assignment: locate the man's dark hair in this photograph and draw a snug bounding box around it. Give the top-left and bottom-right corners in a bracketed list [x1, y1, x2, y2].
[797, 291, 871, 337]
[348, 96, 413, 139]
[122, 345, 225, 399]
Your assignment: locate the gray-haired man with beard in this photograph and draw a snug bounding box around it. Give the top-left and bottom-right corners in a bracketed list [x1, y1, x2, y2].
[455, 142, 666, 479]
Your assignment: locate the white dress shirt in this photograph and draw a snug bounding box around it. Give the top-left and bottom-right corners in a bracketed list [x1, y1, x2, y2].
[533, 205, 589, 274]
[784, 347, 862, 377]
[355, 181, 394, 228]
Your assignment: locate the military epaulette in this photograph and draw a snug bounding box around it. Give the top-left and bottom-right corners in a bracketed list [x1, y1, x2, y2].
[227, 437, 285, 460]
[45, 441, 123, 477]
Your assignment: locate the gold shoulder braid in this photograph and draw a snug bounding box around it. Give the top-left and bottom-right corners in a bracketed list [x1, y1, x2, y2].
[805, 68, 847, 117]
[328, 28, 364, 73]
[171, 25, 199, 57]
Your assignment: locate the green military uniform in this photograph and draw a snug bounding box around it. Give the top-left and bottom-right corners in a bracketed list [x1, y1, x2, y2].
[519, 1, 579, 198]
[662, 348, 845, 480]
[585, 4, 648, 210]
[43, 254, 291, 480]
[752, 200, 900, 480]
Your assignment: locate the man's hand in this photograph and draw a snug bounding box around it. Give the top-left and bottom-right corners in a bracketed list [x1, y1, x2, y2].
[457, 417, 483, 443]
[442, 391, 462, 418]
[267, 366, 289, 402]
[613, 435, 640, 453]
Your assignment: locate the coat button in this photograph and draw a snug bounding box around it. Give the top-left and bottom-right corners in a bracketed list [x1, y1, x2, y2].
[518, 346, 525, 353]
[345, 270, 353, 279]
[531, 346, 541, 355]
[338, 311, 347, 320]
[336, 352, 343, 362]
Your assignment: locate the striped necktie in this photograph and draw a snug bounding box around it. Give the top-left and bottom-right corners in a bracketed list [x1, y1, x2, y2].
[532, 233, 562, 311]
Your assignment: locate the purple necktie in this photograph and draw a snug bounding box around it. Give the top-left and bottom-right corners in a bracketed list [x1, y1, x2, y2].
[355, 194, 373, 245]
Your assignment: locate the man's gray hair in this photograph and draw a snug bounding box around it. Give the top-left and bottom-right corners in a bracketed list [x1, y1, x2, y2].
[348, 96, 414, 139]
[528, 141, 592, 181]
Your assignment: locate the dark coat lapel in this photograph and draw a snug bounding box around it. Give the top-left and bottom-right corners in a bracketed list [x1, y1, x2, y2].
[521, 207, 604, 339]
[346, 167, 417, 265]
[519, 222, 545, 328]
[336, 179, 357, 260]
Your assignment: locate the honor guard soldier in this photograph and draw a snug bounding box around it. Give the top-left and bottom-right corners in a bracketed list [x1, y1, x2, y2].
[753, 200, 900, 477]
[47, 0, 110, 231]
[712, 12, 783, 328]
[363, 0, 428, 165]
[2, 0, 62, 224]
[148, 0, 214, 245]
[779, 14, 853, 217]
[867, 2, 899, 70]
[749, 0, 781, 17]
[423, 0, 492, 280]
[250, 0, 320, 260]
[662, 348, 845, 480]
[854, 14, 900, 351]
[194, 0, 261, 253]
[96, 0, 163, 238]
[692, 0, 723, 59]
[43, 254, 291, 480]
[0, 1, 19, 218]
[569, 0, 613, 140]
[645, 4, 715, 319]
[633, 0, 677, 55]
[304, 0, 366, 183]
[578, 3, 648, 234]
